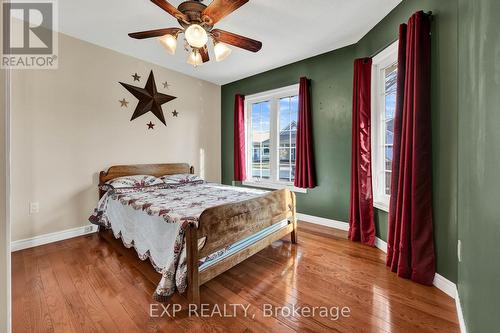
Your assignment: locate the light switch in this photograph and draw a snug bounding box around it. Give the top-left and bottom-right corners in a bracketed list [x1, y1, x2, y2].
[29, 202, 39, 215]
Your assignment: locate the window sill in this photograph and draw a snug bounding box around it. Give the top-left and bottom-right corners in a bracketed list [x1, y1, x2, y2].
[373, 201, 389, 212]
[242, 181, 308, 194]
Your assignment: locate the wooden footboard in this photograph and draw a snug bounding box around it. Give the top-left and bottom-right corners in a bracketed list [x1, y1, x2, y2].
[185, 188, 297, 304]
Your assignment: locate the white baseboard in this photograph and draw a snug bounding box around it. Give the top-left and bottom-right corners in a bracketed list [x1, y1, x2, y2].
[297, 213, 349, 231]
[431, 274, 467, 333]
[433, 273, 457, 299]
[455, 288, 467, 333]
[10, 224, 98, 252]
[299, 213, 466, 333]
[375, 237, 388, 252]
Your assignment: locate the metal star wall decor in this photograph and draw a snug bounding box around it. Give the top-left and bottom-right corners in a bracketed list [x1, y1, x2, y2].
[119, 71, 177, 126]
[162, 81, 171, 89]
[172, 110, 178, 117]
[147, 121, 155, 129]
[132, 73, 141, 81]
[119, 98, 129, 107]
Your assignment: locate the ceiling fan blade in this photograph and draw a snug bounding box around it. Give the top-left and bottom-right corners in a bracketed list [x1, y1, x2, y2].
[151, 0, 188, 22]
[211, 29, 262, 52]
[202, 0, 249, 25]
[199, 45, 210, 63]
[129, 27, 182, 39]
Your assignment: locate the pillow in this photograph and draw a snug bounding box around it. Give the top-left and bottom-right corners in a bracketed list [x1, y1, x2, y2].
[160, 173, 204, 185]
[100, 175, 163, 191]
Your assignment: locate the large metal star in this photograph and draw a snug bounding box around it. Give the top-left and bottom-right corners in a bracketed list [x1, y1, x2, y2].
[119, 71, 176, 126]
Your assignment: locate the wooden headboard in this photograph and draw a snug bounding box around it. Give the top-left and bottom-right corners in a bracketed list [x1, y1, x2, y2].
[99, 163, 194, 185]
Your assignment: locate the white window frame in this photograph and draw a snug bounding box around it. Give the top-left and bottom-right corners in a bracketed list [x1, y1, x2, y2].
[371, 40, 398, 212]
[242, 84, 307, 193]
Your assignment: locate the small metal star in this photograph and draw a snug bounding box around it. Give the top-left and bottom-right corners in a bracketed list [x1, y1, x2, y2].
[147, 121, 155, 129]
[119, 98, 129, 107]
[162, 81, 171, 89]
[172, 110, 178, 117]
[132, 73, 141, 82]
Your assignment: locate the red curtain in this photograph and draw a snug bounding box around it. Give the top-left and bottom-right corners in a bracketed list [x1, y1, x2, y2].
[349, 58, 375, 246]
[386, 11, 435, 285]
[233, 94, 246, 181]
[295, 77, 316, 188]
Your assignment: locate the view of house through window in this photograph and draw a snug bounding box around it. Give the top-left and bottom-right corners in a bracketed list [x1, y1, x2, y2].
[278, 96, 298, 182]
[245, 85, 299, 188]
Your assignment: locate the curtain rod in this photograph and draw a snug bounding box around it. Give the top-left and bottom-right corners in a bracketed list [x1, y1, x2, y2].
[366, 11, 433, 60]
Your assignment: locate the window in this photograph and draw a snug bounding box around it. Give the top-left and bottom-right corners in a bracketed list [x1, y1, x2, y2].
[372, 41, 398, 211]
[250, 101, 271, 179]
[243, 84, 305, 193]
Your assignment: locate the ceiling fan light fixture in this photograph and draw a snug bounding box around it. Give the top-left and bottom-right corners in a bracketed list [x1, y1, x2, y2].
[128, 0, 262, 67]
[214, 42, 232, 62]
[187, 50, 203, 67]
[158, 34, 177, 55]
[184, 24, 208, 48]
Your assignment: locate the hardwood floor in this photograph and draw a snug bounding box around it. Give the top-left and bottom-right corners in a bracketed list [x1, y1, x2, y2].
[12, 222, 459, 332]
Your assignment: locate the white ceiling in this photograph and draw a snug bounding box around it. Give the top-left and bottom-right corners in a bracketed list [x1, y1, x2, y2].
[59, 0, 401, 85]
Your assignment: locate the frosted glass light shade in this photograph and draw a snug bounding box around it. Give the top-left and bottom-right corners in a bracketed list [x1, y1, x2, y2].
[187, 50, 203, 66]
[184, 24, 208, 48]
[214, 42, 232, 62]
[159, 34, 177, 55]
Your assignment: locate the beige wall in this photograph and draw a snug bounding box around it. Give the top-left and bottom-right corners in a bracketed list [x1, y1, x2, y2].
[11, 32, 221, 241]
[1, 67, 10, 331]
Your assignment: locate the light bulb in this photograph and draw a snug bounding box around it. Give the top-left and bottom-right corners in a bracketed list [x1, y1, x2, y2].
[184, 24, 208, 48]
[214, 42, 232, 62]
[187, 50, 203, 67]
[158, 34, 177, 55]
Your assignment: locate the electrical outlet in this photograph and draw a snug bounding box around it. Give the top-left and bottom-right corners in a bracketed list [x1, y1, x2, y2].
[29, 202, 39, 215]
[457, 240, 462, 262]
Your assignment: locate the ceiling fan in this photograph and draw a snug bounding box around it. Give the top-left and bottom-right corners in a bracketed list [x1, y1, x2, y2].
[129, 0, 262, 66]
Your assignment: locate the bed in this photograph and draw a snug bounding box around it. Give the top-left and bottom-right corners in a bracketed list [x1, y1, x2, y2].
[89, 163, 297, 304]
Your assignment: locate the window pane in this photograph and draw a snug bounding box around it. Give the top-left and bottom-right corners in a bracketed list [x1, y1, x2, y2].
[385, 94, 396, 124]
[383, 63, 397, 197]
[384, 80, 396, 147]
[385, 120, 394, 145]
[251, 101, 271, 180]
[385, 145, 393, 170]
[290, 95, 298, 123]
[385, 172, 392, 195]
[385, 64, 397, 94]
[278, 96, 298, 182]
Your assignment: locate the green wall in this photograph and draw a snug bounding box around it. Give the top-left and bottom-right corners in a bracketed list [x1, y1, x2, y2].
[221, 0, 458, 283]
[221, 45, 357, 221]
[458, 0, 500, 331]
[356, 0, 459, 284]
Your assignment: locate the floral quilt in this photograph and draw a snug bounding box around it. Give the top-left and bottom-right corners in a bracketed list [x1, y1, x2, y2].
[89, 181, 267, 301]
